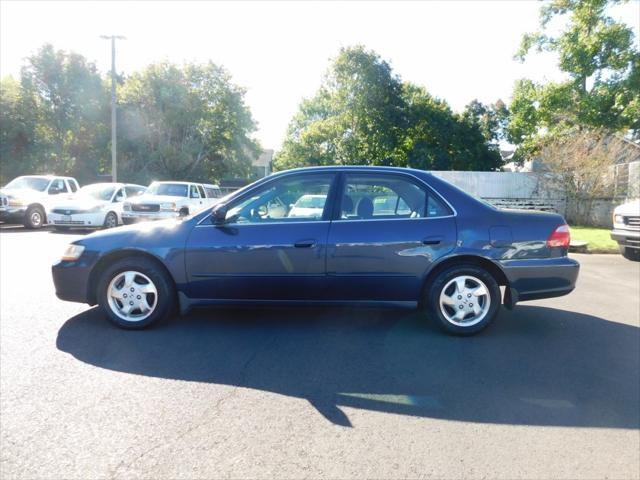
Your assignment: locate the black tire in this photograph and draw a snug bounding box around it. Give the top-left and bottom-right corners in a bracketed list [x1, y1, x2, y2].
[178, 208, 189, 217]
[103, 211, 118, 229]
[620, 245, 640, 262]
[24, 205, 45, 229]
[96, 257, 176, 329]
[425, 264, 501, 336]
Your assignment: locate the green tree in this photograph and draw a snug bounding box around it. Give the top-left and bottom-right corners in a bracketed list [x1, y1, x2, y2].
[118, 61, 259, 183]
[275, 46, 501, 171]
[19, 43, 110, 182]
[275, 46, 406, 170]
[0, 76, 39, 183]
[401, 86, 501, 171]
[510, 0, 640, 151]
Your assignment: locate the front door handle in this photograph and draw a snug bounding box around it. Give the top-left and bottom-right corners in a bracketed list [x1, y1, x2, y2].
[294, 239, 316, 248]
[422, 236, 443, 245]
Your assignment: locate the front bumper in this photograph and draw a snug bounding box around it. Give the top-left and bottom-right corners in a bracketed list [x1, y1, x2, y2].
[0, 206, 27, 222]
[51, 253, 98, 304]
[500, 256, 580, 304]
[611, 229, 640, 249]
[48, 211, 107, 228]
[122, 211, 178, 223]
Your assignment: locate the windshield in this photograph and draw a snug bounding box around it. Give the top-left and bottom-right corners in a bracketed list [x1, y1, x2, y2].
[147, 182, 188, 197]
[77, 184, 116, 201]
[294, 195, 326, 208]
[4, 176, 50, 192]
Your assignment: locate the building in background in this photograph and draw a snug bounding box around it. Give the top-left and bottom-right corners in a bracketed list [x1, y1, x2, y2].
[253, 149, 273, 178]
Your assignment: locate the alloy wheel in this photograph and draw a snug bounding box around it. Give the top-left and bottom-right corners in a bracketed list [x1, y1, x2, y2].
[107, 271, 158, 322]
[439, 275, 491, 327]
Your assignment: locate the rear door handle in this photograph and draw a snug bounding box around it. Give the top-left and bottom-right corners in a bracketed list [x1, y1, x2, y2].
[422, 236, 443, 245]
[294, 239, 316, 248]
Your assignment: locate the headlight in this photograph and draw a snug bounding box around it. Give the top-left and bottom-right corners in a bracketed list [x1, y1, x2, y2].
[123, 202, 131, 211]
[61, 244, 85, 261]
[8, 198, 24, 207]
[613, 214, 624, 224]
[160, 202, 176, 211]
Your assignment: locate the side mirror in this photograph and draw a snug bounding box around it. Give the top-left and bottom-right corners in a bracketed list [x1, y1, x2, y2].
[211, 204, 228, 225]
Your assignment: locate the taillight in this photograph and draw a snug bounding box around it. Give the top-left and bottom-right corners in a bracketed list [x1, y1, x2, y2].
[547, 224, 570, 248]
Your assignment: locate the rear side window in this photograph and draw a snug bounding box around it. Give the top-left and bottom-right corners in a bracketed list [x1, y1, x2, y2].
[68, 180, 78, 192]
[197, 185, 206, 198]
[340, 173, 451, 220]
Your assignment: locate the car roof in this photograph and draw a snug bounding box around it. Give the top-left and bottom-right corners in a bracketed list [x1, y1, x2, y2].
[270, 165, 433, 178]
[202, 183, 220, 188]
[151, 181, 199, 185]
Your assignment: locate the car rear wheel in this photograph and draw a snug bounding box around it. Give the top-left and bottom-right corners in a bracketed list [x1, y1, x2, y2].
[426, 264, 501, 335]
[97, 257, 176, 329]
[24, 205, 45, 229]
[620, 245, 640, 262]
[103, 211, 118, 229]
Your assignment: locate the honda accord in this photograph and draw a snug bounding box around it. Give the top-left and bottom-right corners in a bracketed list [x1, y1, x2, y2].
[52, 166, 579, 335]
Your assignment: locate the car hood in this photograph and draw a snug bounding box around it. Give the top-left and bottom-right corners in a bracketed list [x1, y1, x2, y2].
[51, 198, 108, 210]
[128, 194, 185, 204]
[0, 188, 47, 200]
[614, 199, 640, 216]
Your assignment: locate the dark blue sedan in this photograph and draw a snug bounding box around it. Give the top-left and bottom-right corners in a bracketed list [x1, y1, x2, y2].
[52, 166, 579, 335]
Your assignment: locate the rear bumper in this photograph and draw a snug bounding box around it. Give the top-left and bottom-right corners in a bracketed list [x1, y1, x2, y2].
[500, 257, 580, 304]
[611, 229, 640, 249]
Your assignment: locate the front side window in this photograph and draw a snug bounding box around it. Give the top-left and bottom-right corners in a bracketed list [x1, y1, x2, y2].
[68, 180, 78, 193]
[225, 174, 334, 224]
[339, 173, 450, 220]
[197, 185, 206, 198]
[50, 179, 68, 194]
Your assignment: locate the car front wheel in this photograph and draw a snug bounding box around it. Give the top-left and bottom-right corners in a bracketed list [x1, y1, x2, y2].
[24, 205, 45, 229]
[97, 257, 176, 329]
[426, 264, 501, 335]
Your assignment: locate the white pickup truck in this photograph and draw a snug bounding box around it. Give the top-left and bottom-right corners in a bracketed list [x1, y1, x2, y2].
[0, 175, 80, 228]
[121, 181, 219, 224]
[611, 199, 640, 261]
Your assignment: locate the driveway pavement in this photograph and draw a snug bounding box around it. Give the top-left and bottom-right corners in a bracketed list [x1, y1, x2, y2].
[1, 227, 638, 479]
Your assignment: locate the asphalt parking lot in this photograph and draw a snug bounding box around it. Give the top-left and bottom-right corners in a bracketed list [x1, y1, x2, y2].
[1, 225, 639, 479]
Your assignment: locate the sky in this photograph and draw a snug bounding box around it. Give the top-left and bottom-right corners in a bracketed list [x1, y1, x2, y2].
[1, 0, 639, 150]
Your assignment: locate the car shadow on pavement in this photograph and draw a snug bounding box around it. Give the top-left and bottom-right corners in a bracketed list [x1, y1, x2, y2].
[56, 305, 640, 428]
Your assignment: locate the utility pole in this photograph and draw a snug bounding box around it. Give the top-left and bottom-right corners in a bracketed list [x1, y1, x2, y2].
[100, 35, 125, 182]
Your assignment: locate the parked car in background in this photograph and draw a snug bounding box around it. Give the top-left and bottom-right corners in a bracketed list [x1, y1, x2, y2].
[52, 166, 579, 335]
[288, 194, 327, 218]
[48, 183, 146, 230]
[611, 199, 640, 261]
[121, 181, 215, 224]
[0, 175, 80, 229]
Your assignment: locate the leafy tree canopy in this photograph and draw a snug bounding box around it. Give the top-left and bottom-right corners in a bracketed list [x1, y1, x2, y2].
[274, 46, 501, 172]
[509, 0, 640, 156]
[118, 61, 259, 184]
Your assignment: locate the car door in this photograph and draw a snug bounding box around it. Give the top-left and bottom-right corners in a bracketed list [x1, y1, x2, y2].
[185, 172, 337, 301]
[326, 172, 457, 302]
